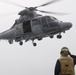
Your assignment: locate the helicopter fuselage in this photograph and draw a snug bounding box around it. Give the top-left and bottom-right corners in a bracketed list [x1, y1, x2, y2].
[0, 15, 72, 46]
[0, 0, 73, 46]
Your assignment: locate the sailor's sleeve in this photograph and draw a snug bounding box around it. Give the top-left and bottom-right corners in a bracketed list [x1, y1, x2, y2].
[54, 60, 61, 75]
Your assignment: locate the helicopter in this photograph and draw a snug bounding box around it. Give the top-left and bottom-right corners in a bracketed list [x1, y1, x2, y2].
[0, 0, 72, 46]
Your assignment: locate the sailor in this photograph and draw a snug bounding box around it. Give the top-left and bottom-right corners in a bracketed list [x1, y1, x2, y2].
[54, 47, 76, 75]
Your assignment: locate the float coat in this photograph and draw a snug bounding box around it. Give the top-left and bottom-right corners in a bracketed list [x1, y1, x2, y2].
[59, 56, 75, 75]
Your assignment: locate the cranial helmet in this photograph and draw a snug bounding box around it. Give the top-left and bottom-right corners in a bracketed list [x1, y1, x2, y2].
[60, 47, 69, 56]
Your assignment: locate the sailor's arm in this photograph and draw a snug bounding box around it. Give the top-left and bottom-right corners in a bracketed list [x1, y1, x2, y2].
[54, 60, 61, 75]
[69, 51, 76, 65]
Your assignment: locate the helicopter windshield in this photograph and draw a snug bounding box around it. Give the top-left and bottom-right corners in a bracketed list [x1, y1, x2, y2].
[46, 16, 57, 23]
[32, 18, 41, 25]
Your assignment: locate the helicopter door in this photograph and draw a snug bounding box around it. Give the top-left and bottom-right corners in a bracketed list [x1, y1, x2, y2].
[32, 18, 43, 34]
[23, 20, 31, 33]
[41, 17, 50, 32]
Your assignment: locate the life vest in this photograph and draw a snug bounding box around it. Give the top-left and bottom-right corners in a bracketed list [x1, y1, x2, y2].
[59, 56, 75, 75]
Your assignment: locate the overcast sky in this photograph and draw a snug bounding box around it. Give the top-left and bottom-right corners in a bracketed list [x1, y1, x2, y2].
[0, 0, 76, 75]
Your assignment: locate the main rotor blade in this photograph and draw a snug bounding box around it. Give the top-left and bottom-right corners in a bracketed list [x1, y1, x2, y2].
[37, 10, 69, 15]
[0, 0, 25, 8]
[35, 0, 61, 8]
[0, 12, 18, 17]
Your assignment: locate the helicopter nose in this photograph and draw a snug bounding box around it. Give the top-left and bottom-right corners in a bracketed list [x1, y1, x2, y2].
[60, 22, 72, 30]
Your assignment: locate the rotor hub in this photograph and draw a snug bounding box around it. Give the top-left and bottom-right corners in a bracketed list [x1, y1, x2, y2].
[28, 7, 36, 11]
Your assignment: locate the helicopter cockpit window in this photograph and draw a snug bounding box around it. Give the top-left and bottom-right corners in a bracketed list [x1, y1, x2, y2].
[47, 16, 58, 27]
[32, 19, 41, 25]
[51, 17, 57, 21]
[46, 16, 55, 23]
[41, 17, 47, 24]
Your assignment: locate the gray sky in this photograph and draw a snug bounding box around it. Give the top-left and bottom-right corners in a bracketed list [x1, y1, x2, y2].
[0, 0, 76, 75]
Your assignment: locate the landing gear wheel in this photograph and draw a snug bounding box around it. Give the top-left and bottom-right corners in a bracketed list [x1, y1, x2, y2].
[19, 41, 23, 45]
[32, 39, 37, 47]
[57, 35, 62, 39]
[33, 43, 37, 46]
[50, 35, 54, 38]
[8, 40, 13, 44]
